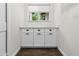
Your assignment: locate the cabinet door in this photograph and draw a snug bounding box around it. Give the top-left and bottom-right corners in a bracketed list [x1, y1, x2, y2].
[45, 28, 56, 47]
[0, 32, 6, 56]
[21, 29, 33, 47]
[34, 29, 44, 47]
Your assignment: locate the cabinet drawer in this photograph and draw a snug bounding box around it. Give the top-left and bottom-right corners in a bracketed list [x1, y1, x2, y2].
[22, 28, 33, 33]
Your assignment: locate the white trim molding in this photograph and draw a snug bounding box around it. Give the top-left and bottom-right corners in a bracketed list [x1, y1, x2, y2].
[58, 47, 67, 56]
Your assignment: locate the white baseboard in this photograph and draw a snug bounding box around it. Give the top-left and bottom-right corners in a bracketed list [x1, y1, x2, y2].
[58, 47, 67, 56]
[11, 47, 21, 56]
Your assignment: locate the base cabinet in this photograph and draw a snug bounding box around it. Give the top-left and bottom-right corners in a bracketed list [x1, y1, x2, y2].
[21, 29, 33, 47]
[34, 29, 44, 47]
[21, 28, 57, 48]
[45, 29, 56, 47]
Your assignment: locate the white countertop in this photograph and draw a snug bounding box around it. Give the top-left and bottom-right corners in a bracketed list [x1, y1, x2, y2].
[19, 26, 59, 29]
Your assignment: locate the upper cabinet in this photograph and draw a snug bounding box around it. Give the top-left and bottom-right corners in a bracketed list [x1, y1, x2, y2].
[24, 4, 54, 22]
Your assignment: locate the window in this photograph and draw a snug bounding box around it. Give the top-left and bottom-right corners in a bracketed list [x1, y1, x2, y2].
[32, 12, 39, 21]
[27, 4, 50, 22]
[29, 12, 49, 22]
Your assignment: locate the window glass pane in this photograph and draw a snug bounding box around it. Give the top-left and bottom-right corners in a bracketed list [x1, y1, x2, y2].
[40, 12, 49, 21]
[32, 12, 38, 21]
[30, 12, 49, 21]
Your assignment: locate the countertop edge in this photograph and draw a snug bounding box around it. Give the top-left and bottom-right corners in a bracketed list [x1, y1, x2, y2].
[19, 26, 59, 29]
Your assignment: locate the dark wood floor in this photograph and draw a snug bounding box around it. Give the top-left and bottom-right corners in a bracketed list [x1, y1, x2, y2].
[16, 48, 62, 56]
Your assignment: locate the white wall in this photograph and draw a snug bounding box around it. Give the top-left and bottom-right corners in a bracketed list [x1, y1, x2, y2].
[57, 3, 79, 56]
[7, 3, 24, 56]
[23, 3, 54, 27]
[6, 3, 79, 56]
[54, 3, 61, 27]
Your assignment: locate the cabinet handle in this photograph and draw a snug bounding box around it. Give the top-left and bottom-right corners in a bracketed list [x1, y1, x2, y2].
[37, 33, 41, 35]
[37, 29, 40, 31]
[49, 29, 52, 31]
[26, 29, 29, 31]
[49, 33, 53, 35]
[26, 33, 29, 35]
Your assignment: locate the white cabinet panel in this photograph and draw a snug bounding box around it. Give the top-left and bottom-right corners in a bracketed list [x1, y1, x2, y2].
[0, 32, 6, 56]
[21, 29, 33, 47]
[45, 28, 56, 47]
[34, 29, 44, 47]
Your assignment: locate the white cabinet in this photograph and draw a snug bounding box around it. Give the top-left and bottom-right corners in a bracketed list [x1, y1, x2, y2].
[0, 32, 6, 56]
[45, 28, 56, 47]
[34, 29, 44, 47]
[21, 29, 33, 47]
[21, 27, 57, 48]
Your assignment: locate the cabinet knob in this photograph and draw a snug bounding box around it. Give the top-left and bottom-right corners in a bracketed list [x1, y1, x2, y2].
[26, 33, 29, 35]
[37, 33, 41, 35]
[38, 29, 40, 31]
[49, 29, 52, 31]
[49, 33, 53, 35]
[26, 29, 29, 31]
